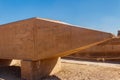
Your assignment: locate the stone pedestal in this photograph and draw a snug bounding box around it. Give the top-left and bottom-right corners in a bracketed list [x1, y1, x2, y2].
[21, 57, 61, 80]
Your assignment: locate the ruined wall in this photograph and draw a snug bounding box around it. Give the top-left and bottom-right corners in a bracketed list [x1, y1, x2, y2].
[66, 38, 120, 60]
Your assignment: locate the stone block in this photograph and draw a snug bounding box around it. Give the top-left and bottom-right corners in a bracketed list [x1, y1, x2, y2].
[21, 57, 61, 80]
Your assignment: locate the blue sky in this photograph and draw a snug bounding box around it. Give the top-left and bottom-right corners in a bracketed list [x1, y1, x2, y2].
[0, 0, 120, 35]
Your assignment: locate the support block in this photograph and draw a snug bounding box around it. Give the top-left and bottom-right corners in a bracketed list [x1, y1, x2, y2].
[21, 57, 61, 80]
[0, 59, 12, 66]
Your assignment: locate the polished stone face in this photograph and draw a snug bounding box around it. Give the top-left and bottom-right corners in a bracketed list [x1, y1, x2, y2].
[0, 18, 113, 60]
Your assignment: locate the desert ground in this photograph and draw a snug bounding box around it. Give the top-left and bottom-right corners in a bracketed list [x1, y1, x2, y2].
[0, 59, 120, 80]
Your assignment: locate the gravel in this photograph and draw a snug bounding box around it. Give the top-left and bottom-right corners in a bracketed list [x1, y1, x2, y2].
[42, 60, 120, 80]
[0, 60, 120, 80]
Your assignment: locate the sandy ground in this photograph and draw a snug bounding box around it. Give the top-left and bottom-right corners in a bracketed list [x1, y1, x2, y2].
[0, 60, 120, 80]
[42, 60, 120, 80]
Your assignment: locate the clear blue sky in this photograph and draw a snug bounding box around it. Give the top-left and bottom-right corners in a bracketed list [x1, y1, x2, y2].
[0, 0, 120, 35]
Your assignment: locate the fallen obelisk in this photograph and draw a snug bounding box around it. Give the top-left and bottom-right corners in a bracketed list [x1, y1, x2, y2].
[0, 17, 113, 80]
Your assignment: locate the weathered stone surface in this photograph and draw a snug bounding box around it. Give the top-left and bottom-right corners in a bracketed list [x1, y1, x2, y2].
[66, 38, 120, 60]
[0, 17, 114, 80]
[0, 59, 12, 66]
[0, 19, 35, 60]
[21, 57, 61, 80]
[0, 17, 113, 60]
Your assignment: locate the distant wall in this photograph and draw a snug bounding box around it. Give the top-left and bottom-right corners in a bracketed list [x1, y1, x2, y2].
[118, 30, 120, 37]
[65, 38, 120, 61]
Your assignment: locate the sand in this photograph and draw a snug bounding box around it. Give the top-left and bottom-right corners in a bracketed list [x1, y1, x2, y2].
[0, 60, 120, 80]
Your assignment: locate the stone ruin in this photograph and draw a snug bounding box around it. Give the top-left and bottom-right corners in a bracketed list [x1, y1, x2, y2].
[66, 30, 120, 61]
[0, 17, 114, 80]
[118, 30, 120, 37]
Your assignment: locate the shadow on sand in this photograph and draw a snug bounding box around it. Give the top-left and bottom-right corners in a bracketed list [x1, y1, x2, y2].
[41, 75, 61, 80]
[0, 66, 21, 80]
[0, 66, 61, 80]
